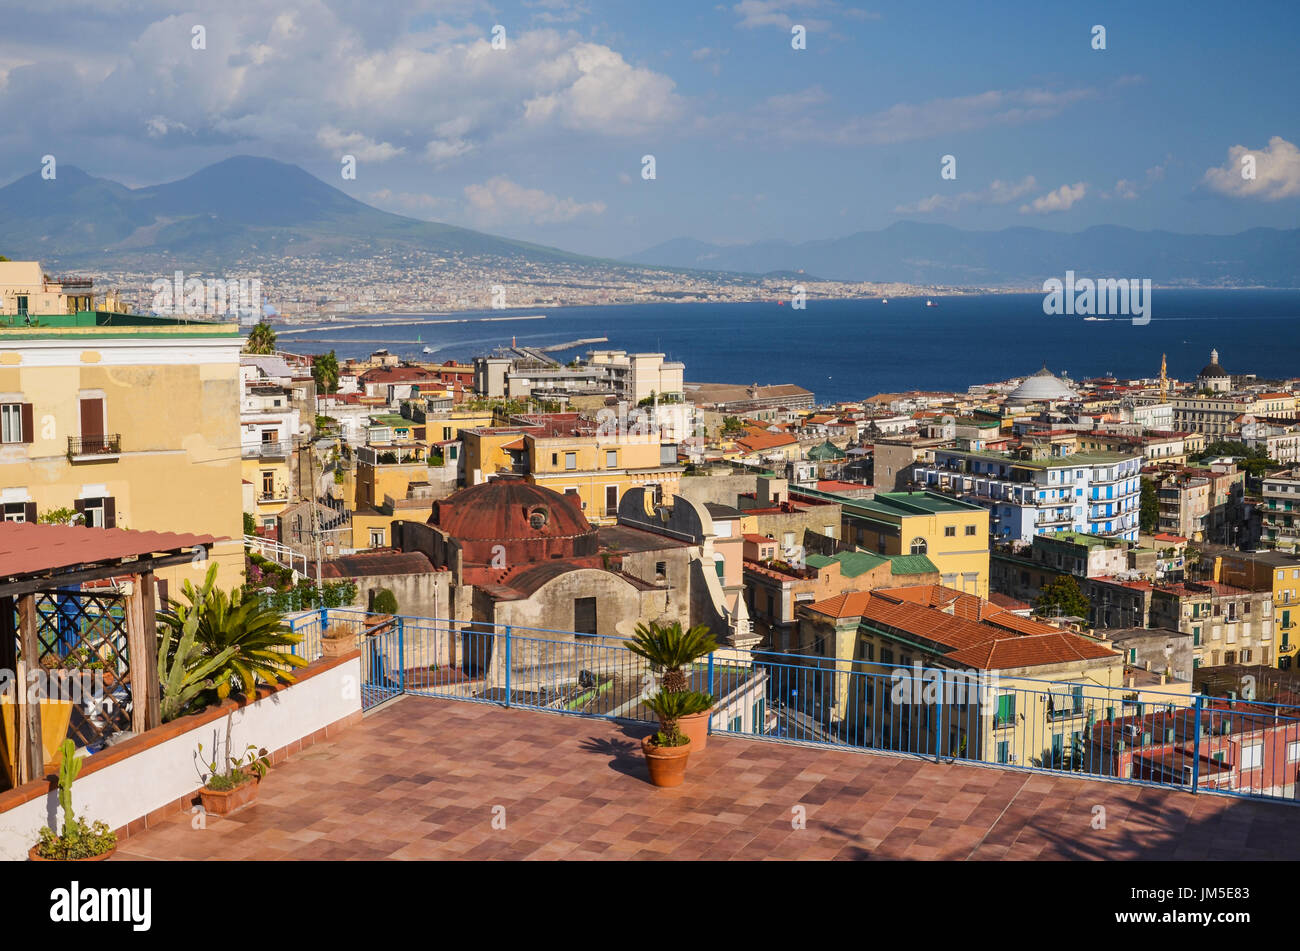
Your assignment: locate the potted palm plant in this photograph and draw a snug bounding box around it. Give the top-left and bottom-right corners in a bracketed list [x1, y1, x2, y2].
[368, 588, 398, 635]
[196, 713, 271, 817]
[29, 740, 117, 861]
[640, 690, 713, 787]
[626, 621, 719, 751]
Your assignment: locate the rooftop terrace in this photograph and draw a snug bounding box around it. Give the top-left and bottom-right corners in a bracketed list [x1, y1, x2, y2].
[112, 697, 1300, 860]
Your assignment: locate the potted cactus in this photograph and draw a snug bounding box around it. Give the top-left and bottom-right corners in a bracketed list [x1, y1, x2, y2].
[626, 621, 719, 751]
[640, 690, 713, 787]
[29, 740, 117, 861]
[196, 712, 270, 817]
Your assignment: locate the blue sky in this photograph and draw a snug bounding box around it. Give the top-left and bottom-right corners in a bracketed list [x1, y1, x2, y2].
[1, 0, 1297, 256]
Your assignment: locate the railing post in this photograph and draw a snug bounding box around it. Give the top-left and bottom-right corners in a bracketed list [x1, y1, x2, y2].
[397, 617, 406, 696]
[1191, 694, 1203, 794]
[504, 626, 512, 707]
[707, 651, 716, 735]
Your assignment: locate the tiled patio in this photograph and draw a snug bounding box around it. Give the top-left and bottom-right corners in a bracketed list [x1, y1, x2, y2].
[117, 696, 1300, 860]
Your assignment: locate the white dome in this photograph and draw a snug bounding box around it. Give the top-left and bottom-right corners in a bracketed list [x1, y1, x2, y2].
[1008, 366, 1078, 402]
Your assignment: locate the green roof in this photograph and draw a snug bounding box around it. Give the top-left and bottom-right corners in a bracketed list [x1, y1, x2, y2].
[804, 550, 937, 577]
[807, 439, 847, 461]
[371, 414, 412, 427]
[0, 309, 240, 338]
[1037, 530, 1121, 549]
[857, 491, 984, 516]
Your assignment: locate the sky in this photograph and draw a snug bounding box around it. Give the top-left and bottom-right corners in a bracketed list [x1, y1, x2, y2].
[1, 0, 1297, 258]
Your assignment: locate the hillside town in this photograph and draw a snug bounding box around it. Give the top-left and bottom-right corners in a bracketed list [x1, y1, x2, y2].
[4, 259, 1300, 864]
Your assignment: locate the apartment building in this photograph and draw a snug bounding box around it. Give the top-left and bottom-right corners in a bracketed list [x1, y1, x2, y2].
[911, 448, 1143, 543]
[1150, 581, 1275, 670]
[0, 307, 244, 591]
[1241, 417, 1300, 466]
[585, 350, 685, 404]
[239, 355, 302, 531]
[1261, 468, 1300, 550]
[1215, 550, 1300, 669]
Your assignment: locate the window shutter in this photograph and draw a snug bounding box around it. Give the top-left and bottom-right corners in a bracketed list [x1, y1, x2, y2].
[20, 403, 34, 444]
[104, 497, 116, 528]
[24, 502, 36, 523]
[74, 499, 86, 516]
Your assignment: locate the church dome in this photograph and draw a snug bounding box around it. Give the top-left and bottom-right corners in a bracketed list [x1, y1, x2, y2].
[430, 477, 599, 565]
[1007, 365, 1078, 402]
[1199, 349, 1228, 378]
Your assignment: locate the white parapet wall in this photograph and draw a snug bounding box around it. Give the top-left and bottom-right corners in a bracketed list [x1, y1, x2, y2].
[0, 654, 362, 861]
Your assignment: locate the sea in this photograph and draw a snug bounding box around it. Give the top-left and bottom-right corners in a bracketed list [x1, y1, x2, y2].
[270, 289, 1300, 406]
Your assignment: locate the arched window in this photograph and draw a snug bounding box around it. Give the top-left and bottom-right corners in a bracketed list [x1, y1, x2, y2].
[910, 537, 928, 556]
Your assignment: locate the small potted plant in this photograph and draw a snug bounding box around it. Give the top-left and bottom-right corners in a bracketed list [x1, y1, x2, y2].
[626, 621, 719, 750]
[196, 714, 270, 817]
[29, 740, 117, 861]
[320, 624, 356, 658]
[641, 690, 713, 787]
[368, 588, 398, 635]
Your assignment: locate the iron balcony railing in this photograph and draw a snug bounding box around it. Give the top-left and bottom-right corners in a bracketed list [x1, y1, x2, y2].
[243, 440, 296, 459]
[67, 434, 121, 457]
[282, 608, 1300, 808]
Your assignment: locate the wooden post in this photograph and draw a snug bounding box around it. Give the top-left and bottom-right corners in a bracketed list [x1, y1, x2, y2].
[124, 575, 161, 733]
[0, 596, 16, 788]
[16, 595, 44, 784]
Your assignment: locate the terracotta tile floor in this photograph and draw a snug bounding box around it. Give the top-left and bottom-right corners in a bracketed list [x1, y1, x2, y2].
[116, 697, 1300, 860]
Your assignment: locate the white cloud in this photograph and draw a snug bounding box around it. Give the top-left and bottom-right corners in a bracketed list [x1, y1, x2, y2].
[1202, 136, 1300, 200]
[765, 85, 829, 112]
[1019, 182, 1087, 214]
[367, 188, 451, 217]
[1111, 179, 1139, 200]
[895, 175, 1037, 214]
[521, 42, 682, 135]
[463, 176, 606, 225]
[316, 126, 405, 161]
[732, 0, 832, 31]
[145, 115, 190, 138]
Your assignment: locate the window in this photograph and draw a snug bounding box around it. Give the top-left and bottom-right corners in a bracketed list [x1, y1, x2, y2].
[3, 501, 34, 522]
[77, 497, 114, 529]
[0, 403, 29, 444]
[965, 524, 977, 536]
[1289, 740, 1300, 763]
[714, 554, 725, 579]
[551, 453, 558, 465]
[910, 537, 928, 556]
[16, 295, 28, 316]
[1241, 743, 1263, 770]
[823, 525, 835, 537]
[574, 597, 597, 636]
[655, 561, 666, 580]
[944, 525, 956, 537]
[995, 692, 1016, 728]
[605, 485, 618, 515]
[783, 531, 795, 548]
[606, 450, 618, 468]
[564, 452, 577, 470]
[369, 528, 385, 547]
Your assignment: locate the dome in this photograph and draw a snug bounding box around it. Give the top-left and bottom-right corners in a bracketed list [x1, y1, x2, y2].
[1007, 365, 1078, 402]
[429, 477, 599, 566]
[1199, 349, 1228, 378]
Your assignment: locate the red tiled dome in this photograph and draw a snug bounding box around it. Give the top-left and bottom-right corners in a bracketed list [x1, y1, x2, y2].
[430, 477, 599, 566]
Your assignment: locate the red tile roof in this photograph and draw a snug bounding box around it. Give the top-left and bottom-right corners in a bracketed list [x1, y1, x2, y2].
[0, 524, 219, 579]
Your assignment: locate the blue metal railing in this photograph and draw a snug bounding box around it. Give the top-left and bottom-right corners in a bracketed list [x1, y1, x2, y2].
[285, 607, 1300, 806]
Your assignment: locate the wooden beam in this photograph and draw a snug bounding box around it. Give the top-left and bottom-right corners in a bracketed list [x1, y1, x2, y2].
[123, 579, 150, 734]
[135, 570, 161, 731]
[16, 595, 43, 784]
[0, 549, 204, 600]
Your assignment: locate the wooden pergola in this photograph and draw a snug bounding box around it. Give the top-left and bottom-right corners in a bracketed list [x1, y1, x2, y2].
[0, 524, 216, 787]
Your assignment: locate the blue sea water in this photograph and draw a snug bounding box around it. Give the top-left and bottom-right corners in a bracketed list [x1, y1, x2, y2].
[272, 290, 1300, 406]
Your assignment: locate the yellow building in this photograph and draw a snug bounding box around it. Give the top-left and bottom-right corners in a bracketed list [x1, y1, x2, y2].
[460, 426, 535, 483]
[423, 408, 496, 444]
[0, 306, 245, 593]
[828, 490, 991, 598]
[526, 431, 683, 524]
[1215, 551, 1300, 668]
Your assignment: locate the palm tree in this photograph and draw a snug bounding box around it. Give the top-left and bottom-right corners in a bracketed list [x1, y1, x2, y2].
[158, 564, 308, 698]
[243, 320, 277, 355]
[625, 621, 718, 693]
[311, 350, 340, 395]
[643, 689, 713, 745]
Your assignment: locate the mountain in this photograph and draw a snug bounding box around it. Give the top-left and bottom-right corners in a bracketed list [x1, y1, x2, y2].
[0, 156, 600, 268]
[627, 221, 1300, 288]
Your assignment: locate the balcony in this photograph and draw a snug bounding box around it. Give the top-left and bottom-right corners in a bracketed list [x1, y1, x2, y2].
[1035, 510, 1073, 527]
[67, 434, 121, 461]
[257, 486, 291, 504]
[243, 440, 295, 460]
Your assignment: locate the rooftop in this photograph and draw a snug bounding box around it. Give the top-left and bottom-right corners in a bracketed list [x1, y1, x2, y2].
[110, 697, 1298, 861]
[0, 310, 239, 338]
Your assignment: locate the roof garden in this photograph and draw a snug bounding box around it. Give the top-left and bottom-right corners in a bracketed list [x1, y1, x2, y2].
[0, 309, 239, 338]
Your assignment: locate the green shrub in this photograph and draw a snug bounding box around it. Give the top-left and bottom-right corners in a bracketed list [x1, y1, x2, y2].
[371, 588, 398, 614]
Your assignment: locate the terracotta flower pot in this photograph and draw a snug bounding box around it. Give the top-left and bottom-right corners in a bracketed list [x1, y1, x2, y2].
[28, 844, 116, 862]
[678, 710, 713, 753]
[200, 778, 260, 816]
[641, 735, 692, 788]
[320, 634, 355, 658]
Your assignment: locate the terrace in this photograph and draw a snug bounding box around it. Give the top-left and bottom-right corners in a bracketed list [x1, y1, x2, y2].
[112, 694, 1299, 861]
